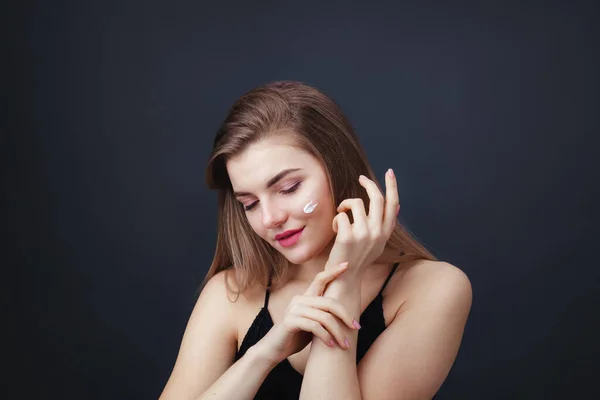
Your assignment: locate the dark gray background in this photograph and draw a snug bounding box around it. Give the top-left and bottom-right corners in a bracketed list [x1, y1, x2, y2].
[7, 1, 599, 398]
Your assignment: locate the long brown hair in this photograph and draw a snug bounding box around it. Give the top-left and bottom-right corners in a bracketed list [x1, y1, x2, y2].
[203, 81, 437, 298]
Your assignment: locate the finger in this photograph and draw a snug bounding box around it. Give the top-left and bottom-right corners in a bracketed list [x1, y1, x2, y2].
[300, 296, 359, 330]
[358, 175, 385, 228]
[336, 198, 368, 232]
[332, 212, 351, 239]
[383, 168, 400, 235]
[294, 306, 349, 348]
[305, 262, 348, 296]
[287, 316, 336, 347]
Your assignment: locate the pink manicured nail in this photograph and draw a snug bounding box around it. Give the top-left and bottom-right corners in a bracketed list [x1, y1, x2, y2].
[388, 168, 395, 179]
[329, 339, 335, 347]
[344, 339, 350, 349]
[397, 205, 400, 215]
[353, 319, 361, 329]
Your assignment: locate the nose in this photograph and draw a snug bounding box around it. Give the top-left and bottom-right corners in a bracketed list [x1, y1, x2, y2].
[261, 202, 287, 229]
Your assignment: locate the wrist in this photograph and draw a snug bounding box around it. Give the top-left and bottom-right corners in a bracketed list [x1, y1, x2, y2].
[326, 261, 366, 281]
[326, 277, 361, 296]
[323, 277, 362, 315]
[328, 271, 362, 289]
[248, 339, 281, 369]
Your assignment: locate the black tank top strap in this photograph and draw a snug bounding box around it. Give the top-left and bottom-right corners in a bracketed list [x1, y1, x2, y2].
[378, 262, 400, 296]
[263, 272, 273, 308]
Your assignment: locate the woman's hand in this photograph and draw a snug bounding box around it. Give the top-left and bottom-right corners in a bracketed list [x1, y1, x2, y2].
[327, 169, 400, 279]
[260, 262, 361, 364]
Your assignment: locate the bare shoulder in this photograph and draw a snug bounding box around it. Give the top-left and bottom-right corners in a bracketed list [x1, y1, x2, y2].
[387, 260, 472, 311]
[401, 259, 470, 289]
[389, 260, 472, 314]
[199, 269, 265, 314]
[189, 270, 240, 333]
[199, 269, 237, 306]
[160, 269, 244, 398]
[358, 260, 472, 399]
[201, 269, 269, 331]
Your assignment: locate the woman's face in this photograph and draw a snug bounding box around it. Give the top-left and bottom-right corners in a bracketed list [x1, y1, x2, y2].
[226, 134, 336, 265]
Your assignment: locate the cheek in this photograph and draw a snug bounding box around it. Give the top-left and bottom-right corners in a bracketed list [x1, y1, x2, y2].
[306, 194, 335, 226]
[318, 200, 336, 224]
[315, 184, 335, 218]
[299, 181, 332, 216]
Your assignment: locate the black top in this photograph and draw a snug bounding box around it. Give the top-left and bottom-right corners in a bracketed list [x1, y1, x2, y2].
[234, 262, 421, 399]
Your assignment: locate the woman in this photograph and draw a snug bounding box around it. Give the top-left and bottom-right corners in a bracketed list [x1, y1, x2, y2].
[160, 81, 472, 399]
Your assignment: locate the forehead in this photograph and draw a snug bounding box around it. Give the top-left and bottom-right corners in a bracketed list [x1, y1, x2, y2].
[226, 135, 316, 190]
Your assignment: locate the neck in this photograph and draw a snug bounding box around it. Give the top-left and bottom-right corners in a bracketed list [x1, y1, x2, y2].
[287, 239, 336, 284]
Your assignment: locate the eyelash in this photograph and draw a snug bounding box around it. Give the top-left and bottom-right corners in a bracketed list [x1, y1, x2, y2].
[244, 182, 302, 212]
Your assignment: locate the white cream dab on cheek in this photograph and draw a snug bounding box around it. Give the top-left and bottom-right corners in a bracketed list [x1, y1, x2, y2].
[303, 199, 318, 214]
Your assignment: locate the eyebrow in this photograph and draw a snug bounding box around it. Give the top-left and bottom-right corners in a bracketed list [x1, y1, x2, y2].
[233, 168, 303, 197]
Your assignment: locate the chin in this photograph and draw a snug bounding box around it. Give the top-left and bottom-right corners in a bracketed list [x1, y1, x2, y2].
[279, 247, 315, 265]
[280, 235, 334, 265]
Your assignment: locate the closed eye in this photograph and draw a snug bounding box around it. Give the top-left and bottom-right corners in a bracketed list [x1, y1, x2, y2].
[244, 182, 302, 212]
[282, 182, 301, 194]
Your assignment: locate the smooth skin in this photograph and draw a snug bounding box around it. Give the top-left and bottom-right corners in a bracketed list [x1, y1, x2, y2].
[300, 170, 472, 399]
[327, 171, 400, 277]
[161, 142, 472, 399]
[261, 261, 361, 361]
[159, 261, 358, 400]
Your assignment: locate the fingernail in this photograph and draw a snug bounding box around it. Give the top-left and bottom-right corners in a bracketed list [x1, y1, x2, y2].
[353, 319, 361, 329]
[344, 338, 350, 349]
[388, 168, 395, 179]
[339, 262, 348, 269]
[329, 339, 335, 347]
[397, 205, 400, 215]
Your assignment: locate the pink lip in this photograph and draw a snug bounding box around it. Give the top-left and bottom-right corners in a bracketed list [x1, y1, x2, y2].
[275, 227, 304, 240]
[275, 227, 305, 248]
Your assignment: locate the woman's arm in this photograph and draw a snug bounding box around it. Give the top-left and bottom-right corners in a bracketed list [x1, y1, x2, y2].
[160, 271, 278, 400]
[300, 275, 362, 400]
[161, 264, 357, 400]
[300, 171, 399, 399]
[302, 262, 472, 400]
[356, 263, 472, 399]
[191, 342, 278, 400]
